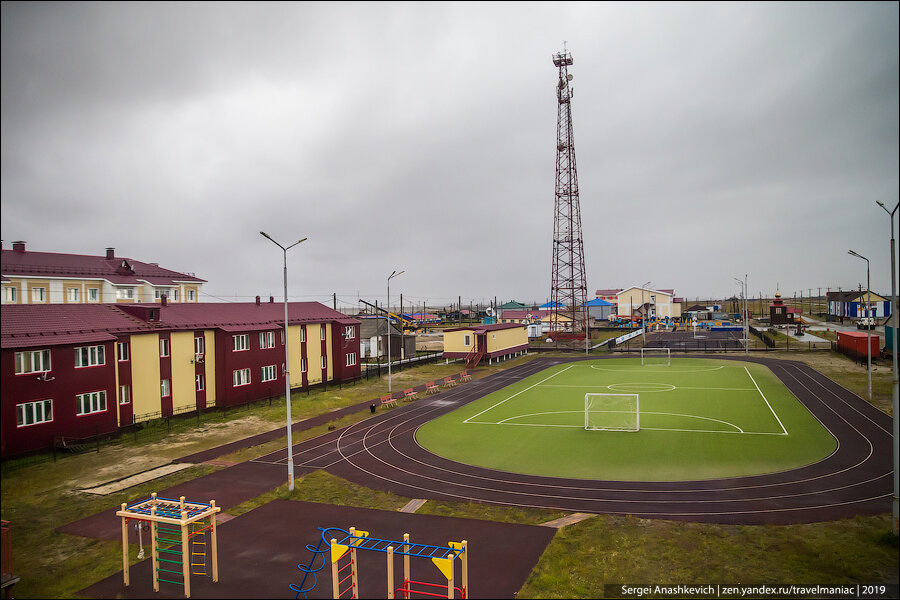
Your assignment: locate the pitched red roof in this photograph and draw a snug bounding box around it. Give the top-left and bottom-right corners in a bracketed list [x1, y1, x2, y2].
[443, 323, 526, 333]
[1, 302, 358, 349]
[500, 310, 550, 320]
[1, 247, 205, 285]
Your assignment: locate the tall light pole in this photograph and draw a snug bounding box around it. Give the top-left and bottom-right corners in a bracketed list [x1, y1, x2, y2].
[734, 274, 748, 356]
[876, 199, 899, 535]
[848, 250, 872, 403]
[386, 270, 404, 393]
[260, 232, 307, 492]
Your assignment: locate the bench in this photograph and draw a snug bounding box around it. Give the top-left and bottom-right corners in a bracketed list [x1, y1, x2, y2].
[403, 388, 419, 401]
[425, 381, 440, 394]
[459, 371, 471, 383]
[380, 394, 397, 408]
[443, 376, 457, 388]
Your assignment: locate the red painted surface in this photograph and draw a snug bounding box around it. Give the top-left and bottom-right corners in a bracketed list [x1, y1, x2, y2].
[159, 333, 173, 417]
[1, 341, 118, 455]
[117, 338, 134, 426]
[837, 331, 880, 359]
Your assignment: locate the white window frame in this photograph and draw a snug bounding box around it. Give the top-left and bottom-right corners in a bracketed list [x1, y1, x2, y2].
[300, 328, 307, 343]
[119, 385, 131, 405]
[261, 365, 277, 382]
[344, 326, 355, 339]
[3, 286, 16, 302]
[31, 287, 46, 303]
[116, 287, 135, 300]
[259, 331, 275, 349]
[76, 390, 107, 416]
[464, 334, 471, 346]
[15, 349, 51, 374]
[16, 399, 53, 427]
[232, 334, 249, 352]
[280, 329, 285, 345]
[301, 358, 308, 373]
[196, 374, 205, 391]
[188, 289, 196, 301]
[75, 345, 105, 368]
[172, 288, 180, 302]
[320, 356, 326, 369]
[117, 342, 129, 362]
[233, 368, 251, 387]
[345, 352, 357, 367]
[87, 287, 100, 302]
[160, 379, 171, 398]
[194, 336, 205, 355]
[159, 338, 170, 358]
[320, 326, 326, 341]
[67, 287, 80, 302]
[154, 288, 171, 300]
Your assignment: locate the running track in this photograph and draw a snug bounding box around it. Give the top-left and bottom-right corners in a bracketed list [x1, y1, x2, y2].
[251, 356, 893, 525]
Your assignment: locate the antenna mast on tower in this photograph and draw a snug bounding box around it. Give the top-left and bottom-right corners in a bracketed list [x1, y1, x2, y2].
[549, 46, 588, 343]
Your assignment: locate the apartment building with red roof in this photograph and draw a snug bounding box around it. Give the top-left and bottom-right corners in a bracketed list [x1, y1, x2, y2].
[1, 241, 206, 305]
[1, 299, 360, 457]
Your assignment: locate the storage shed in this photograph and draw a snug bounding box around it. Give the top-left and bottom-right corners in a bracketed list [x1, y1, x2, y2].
[443, 323, 528, 368]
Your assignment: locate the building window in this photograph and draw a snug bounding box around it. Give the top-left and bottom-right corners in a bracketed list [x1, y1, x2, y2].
[172, 289, 180, 302]
[464, 334, 471, 346]
[320, 356, 326, 369]
[87, 288, 100, 302]
[301, 358, 307, 373]
[3, 286, 16, 302]
[194, 336, 205, 355]
[31, 287, 46, 303]
[160, 379, 171, 398]
[117, 342, 129, 362]
[16, 399, 53, 427]
[159, 338, 170, 357]
[67, 287, 80, 302]
[344, 326, 355, 339]
[188, 289, 196, 301]
[280, 330, 285, 345]
[76, 391, 107, 415]
[15, 349, 51, 374]
[116, 287, 134, 300]
[261, 365, 277, 382]
[154, 288, 170, 300]
[345, 352, 357, 367]
[259, 331, 275, 349]
[196, 374, 205, 391]
[75, 345, 105, 368]
[232, 334, 249, 351]
[300, 328, 306, 343]
[320, 327, 326, 341]
[119, 385, 131, 405]
[233, 368, 251, 387]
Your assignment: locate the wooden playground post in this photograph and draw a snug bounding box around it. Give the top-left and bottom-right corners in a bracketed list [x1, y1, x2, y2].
[349, 527, 359, 597]
[210, 501, 219, 582]
[330, 538, 339, 599]
[151, 506, 159, 592]
[403, 533, 410, 596]
[181, 508, 191, 598]
[461, 540, 468, 597]
[120, 504, 130, 587]
[387, 545, 394, 599]
[447, 553, 454, 599]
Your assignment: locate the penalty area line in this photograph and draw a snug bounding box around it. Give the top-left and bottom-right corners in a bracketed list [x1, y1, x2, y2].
[745, 366, 788, 435]
[462, 365, 577, 424]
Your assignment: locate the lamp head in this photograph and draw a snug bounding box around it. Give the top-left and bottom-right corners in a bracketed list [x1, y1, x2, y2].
[877, 200, 885, 208]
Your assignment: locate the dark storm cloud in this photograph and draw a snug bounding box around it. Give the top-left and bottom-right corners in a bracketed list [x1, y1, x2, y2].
[2, 2, 897, 308]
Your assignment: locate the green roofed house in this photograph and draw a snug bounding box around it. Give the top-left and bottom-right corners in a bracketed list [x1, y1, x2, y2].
[496, 301, 529, 321]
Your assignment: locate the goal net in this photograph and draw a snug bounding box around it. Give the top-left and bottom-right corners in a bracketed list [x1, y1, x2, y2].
[641, 347, 670, 366]
[585, 393, 639, 431]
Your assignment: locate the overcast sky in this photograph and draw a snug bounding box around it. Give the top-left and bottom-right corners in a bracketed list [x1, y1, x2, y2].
[2, 2, 898, 310]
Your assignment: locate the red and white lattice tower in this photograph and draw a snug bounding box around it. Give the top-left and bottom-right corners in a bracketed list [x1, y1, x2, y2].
[549, 48, 588, 337]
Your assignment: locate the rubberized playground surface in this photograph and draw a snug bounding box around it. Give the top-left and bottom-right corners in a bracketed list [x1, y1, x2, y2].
[79, 500, 556, 599]
[416, 357, 837, 481]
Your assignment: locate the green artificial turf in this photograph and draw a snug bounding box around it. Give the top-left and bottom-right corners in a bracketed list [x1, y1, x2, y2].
[416, 357, 837, 481]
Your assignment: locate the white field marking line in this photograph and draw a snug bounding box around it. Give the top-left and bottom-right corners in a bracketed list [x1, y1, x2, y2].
[539, 384, 756, 392]
[462, 364, 576, 423]
[493, 410, 747, 433]
[589, 365, 726, 374]
[342, 405, 891, 509]
[745, 366, 788, 435]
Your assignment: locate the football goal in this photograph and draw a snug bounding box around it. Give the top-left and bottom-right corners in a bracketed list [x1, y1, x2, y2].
[641, 347, 670, 366]
[584, 393, 639, 431]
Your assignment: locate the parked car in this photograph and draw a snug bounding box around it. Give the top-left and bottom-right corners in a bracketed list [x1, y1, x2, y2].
[857, 317, 876, 330]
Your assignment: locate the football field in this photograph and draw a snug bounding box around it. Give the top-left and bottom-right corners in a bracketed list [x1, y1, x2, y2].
[415, 357, 838, 481]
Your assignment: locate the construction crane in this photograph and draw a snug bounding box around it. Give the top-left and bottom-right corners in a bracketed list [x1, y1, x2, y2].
[357, 299, 420, 332]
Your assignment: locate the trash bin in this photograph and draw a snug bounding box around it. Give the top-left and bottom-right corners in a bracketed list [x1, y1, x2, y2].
[370, 403, 377, 414]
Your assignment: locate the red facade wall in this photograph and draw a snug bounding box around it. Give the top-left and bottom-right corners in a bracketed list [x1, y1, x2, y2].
[2, 341, 119, 455]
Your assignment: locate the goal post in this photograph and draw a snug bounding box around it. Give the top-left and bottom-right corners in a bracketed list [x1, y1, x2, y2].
[641, 347, 670, 366]
[584, 393, 639, 431]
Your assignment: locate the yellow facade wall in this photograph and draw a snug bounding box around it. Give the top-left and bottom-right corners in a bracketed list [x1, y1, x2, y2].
[25, 279, 50, 304]
[130, 333, 162, 419]
[170, 332, 196, 413]
[204, 330, 216, 407]
[306, 324, 323, 385]
[443, 330, 474, 354]
[486, 326, 527, 353]
[287, 324, 303, 389]
[3, 280, 23, 304]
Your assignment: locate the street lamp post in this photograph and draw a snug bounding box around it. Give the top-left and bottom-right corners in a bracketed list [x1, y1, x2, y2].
[734, 275, 749, 356]
[387, 270, 404, 393]
[876, 200, 899, 535]
[641, 281, 652, 338]
[260, 232, 307, 492]
[848, 250, 872, 403]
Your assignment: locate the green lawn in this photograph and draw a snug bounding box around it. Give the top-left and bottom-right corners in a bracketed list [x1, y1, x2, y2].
[416, 357, 837, 481]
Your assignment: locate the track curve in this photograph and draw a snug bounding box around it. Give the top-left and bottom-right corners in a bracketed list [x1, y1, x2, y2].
[255, 356, 893, 524]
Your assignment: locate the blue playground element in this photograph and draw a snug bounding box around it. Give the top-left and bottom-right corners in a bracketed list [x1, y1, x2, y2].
[289, 526, 464, 599]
